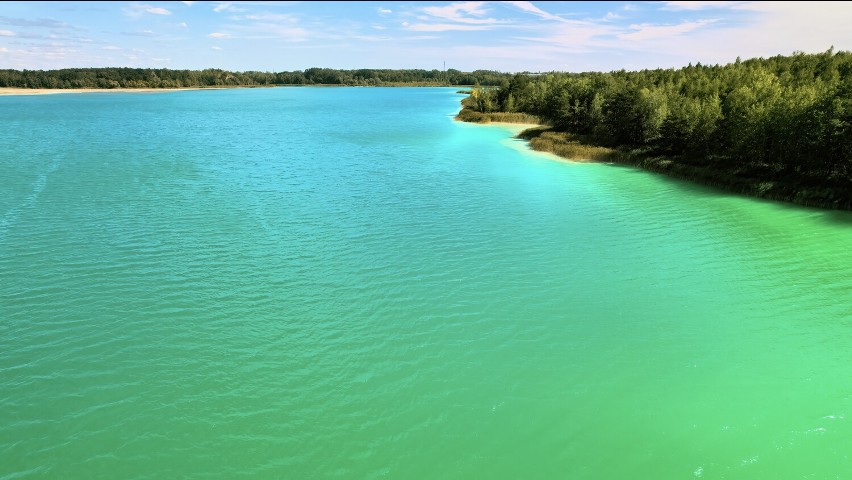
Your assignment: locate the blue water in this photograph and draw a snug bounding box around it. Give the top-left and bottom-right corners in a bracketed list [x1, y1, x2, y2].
[1, 87, 851, 479]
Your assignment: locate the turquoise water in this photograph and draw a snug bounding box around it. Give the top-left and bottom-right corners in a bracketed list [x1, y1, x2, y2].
[1, 87, 850, 479]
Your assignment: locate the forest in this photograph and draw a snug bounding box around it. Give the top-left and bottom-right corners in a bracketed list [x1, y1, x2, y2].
[459, 49, 852, 209]
[0, 67, 510, 88]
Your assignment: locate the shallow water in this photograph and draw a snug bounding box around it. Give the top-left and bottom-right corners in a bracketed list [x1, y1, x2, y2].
[1, 87, 850, 479]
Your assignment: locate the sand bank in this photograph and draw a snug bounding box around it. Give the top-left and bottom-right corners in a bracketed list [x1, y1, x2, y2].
[484, 122, 543, 135]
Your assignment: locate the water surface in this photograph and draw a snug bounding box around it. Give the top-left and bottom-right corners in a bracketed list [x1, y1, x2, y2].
[1, 87, 850, 479]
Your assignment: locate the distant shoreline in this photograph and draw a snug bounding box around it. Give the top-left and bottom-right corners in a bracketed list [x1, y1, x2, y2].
[0, 85, 474, 96]
[0, 86, 260, 96]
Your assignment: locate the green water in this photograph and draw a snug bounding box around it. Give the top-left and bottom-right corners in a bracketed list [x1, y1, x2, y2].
[1, 87, 850, 479]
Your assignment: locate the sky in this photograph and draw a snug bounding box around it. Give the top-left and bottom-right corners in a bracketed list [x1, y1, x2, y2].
[1, 1, 851, 73]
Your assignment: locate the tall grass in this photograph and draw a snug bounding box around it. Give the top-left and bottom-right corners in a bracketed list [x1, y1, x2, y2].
[518, 127, 623, 162]
[455, 109, 540, 125]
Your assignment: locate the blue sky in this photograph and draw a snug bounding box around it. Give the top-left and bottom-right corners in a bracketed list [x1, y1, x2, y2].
[1, 1, 851, 72]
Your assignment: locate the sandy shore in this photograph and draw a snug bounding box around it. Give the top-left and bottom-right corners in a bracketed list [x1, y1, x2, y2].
[485, 122, 543, 135]
[469, 121, 571, 163]
[0, 87, 226, 96]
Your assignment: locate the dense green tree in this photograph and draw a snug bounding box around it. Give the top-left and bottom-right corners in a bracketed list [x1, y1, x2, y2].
[460, 50, 851, 194]
[0, 67, 512, 89]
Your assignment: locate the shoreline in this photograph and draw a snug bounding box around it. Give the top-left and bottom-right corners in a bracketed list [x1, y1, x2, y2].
[464, 121, 576, 163]
[0, 84, 471, 96]
[0, 86, 264, 96]
[453, 115, 591, 163]
[455, 105, 851, 210]
[477, 121, 543, 136]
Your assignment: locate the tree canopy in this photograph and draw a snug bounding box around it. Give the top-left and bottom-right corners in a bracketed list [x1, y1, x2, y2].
[0, 67, 511, 88]
[461, 50, 852, 208]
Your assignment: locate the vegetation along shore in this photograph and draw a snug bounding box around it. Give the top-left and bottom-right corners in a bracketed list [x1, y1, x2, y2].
[0, 67, 509, 89]
[3, 53, 848, 210]
[456, 49, 852, 211]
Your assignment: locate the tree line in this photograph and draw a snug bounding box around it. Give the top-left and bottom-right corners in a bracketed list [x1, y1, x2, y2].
[462, 49, 851, 208]
[0, 67, 511, 89]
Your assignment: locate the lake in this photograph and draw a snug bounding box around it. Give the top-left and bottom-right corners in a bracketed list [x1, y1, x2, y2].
[1, 87, 850, 479]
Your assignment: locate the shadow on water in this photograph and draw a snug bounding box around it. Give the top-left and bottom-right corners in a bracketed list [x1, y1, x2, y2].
[600, 162, 852, 228]
[821, 209, 852, 226]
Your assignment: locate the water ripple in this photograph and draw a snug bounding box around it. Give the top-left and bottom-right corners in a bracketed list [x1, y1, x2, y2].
[1, 88, 851, 479]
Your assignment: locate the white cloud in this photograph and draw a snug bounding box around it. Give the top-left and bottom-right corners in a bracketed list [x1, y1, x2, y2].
[507, 0, 850, 71]
[3, 0, 848, 72]
[619, 19, 718, 41]
[146, 6, 171, 15]
[211, 46, 222, 50]
[219, 19, 310, 42]
[405, 23, 496, 32]
[352, 34, 390, 42]
[0, 47, 7, 52]
[182, 1, 195, 5]
[121, 29, 157, 37]
[125, 4, 172, 17]
[675, 2, 852, 60]
[660, 1, 742, 11]
[503, 1, 567, 22]
[244, 13, 297, 22]
[213, 2, 244, 13]
[593, 1, 852, 70]
[261, 26, 308, 40]
[421, 1, 497, 24]
[516, 20, 619, 52]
